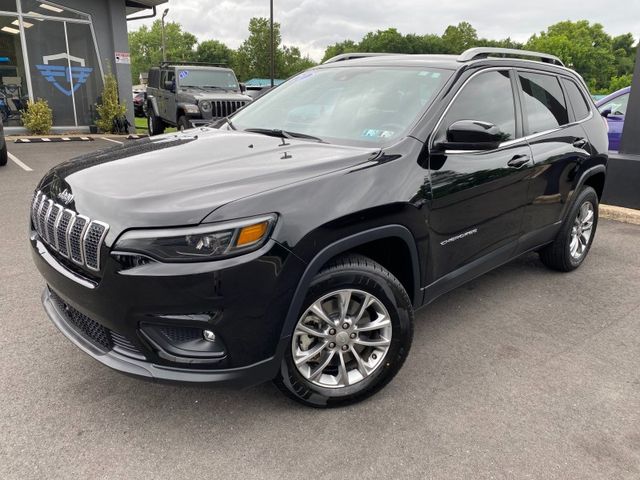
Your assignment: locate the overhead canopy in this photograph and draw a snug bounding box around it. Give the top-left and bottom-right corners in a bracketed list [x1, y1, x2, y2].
[125, 0, 167, 15]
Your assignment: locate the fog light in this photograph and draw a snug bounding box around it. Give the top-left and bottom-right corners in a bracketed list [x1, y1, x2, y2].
[203, 330, 216, 342]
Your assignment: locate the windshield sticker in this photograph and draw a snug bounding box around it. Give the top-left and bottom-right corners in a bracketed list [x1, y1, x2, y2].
[294, 71, 314, 82]
[362, 129, 394, 139]
[179, 70, 189, 80]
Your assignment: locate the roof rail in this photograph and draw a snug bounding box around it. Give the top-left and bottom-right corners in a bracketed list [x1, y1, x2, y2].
[160, 60, 228, 68]
[322, 52, 397, 64]
[458, 47, 564, 67]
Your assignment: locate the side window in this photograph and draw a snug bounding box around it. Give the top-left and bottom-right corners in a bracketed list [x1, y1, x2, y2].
[438, 70, 516, 142]
[148, 69, 158, 89]
[598, 93, 629, 116]
[518, 72, 569, 134]
[160, 70, 175, 90]
[563, 79, 591, 121]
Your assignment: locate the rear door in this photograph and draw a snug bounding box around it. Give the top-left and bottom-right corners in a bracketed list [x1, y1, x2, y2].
[427, 69, 533, 280]
[517, 70, 592, 234]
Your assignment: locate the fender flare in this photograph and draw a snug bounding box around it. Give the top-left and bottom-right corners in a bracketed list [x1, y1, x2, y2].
[278, 225, 421, 342]
[146, 95, 160, 117]
[562, 164, 607, 221]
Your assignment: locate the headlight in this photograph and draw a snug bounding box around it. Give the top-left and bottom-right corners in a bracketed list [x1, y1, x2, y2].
[199, 100, 212, 112]
[114, 214, 277, 262]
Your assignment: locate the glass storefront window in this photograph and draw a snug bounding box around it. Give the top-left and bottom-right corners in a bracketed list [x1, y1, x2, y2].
[0, 14, 28, 126]
[0, 1, 104, 128]
[24, 17, 75, 125]
[65, 22, 101, 126]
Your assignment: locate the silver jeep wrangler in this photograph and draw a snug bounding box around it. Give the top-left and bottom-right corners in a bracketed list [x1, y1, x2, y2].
[146, 62, 252, 135]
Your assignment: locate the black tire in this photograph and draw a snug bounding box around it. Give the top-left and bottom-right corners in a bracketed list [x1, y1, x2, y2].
[539, 186, 599, 272]
[0, 142, 7, 167]
[275, 254, 414, 408]
[147, 109, 165, 136]
[177, 115, 191, 131]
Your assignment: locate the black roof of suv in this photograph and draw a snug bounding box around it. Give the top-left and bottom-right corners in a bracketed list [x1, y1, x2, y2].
[31, 48, 607, 407]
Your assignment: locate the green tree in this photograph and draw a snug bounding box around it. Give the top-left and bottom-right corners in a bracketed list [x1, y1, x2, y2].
[280, 45, 316, 77]
[196, 40, 235, 67]
[235, 17, 316, 80]
[96, 74, 127, 133]
[321, 40, 359, 63]
[128, 20, 197, 83]
[441, 22, 478, 53]
[234, 17, 281, 80]
[525, 21, 616, 93]
[359, 28, 410, 53]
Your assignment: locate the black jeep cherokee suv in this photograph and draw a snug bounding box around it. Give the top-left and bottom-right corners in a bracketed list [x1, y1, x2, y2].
[30, 48, 607, 407]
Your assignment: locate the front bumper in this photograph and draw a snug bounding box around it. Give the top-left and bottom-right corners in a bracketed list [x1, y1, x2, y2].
[43, 288, 285, 386]
[32, 233, 306, 387]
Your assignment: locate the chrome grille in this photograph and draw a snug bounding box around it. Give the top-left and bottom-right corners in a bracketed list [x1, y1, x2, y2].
[31, 191, 109, 272]
[212, 100, 246, 118]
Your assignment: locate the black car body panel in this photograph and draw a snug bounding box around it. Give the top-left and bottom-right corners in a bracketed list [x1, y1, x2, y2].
[30, 52, 608, 388]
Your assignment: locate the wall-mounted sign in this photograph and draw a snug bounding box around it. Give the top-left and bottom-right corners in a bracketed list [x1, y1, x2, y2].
[115, 51, 130, 64]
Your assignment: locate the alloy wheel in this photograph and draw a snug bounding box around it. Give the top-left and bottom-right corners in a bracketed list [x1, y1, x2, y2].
[291, 289, 392, 389]
[570, 201, 595, 260]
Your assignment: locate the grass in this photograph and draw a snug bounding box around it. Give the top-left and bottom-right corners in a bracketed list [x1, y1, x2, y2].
[134, 116, 177, 134]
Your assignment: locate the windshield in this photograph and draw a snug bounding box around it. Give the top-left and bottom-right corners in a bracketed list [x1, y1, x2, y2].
[231, 66, 451, 146]
[178, 69, 239, 90]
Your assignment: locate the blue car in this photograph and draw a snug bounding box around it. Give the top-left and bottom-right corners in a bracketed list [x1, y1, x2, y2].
[596, 86, 631, 152]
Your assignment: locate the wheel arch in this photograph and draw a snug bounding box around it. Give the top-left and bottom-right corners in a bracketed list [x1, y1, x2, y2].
[279, 225, 420, 342]
[562, 164, 606, 222]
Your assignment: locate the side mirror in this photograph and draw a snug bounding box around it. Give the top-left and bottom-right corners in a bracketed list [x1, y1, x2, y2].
[164, 80, 174, 92]
[600, 109, 611, 118]
[435, 120, 505, 151]
[239, 83, 246, 93]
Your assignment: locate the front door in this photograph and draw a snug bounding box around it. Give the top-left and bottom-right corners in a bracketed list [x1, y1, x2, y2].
[427, 69, 533, 282]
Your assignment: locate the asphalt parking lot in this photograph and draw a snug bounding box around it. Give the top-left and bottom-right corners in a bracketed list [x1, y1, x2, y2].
[1, 139, 639, 479]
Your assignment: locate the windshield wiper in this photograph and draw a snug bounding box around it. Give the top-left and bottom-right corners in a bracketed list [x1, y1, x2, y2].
[202, 85, 234, 92]
[244, 128, 326, 143]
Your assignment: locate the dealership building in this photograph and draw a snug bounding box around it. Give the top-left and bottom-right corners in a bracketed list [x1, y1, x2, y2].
[0, 0, 164, 132]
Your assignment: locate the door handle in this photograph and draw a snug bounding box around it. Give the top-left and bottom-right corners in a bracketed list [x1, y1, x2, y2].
[573, 138, 588, 149]
[507, 154, 530, 168]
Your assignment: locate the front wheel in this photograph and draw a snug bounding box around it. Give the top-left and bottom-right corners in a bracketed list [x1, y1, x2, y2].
[275, 254, 414, 408]
[539, 186, 599, 271]
[147, 109, 165, 136]
[177, 115, 191, 131]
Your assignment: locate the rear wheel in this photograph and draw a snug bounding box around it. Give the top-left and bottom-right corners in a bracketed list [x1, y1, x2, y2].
[275, 254, 413, 408]
[147, 109, 165, 136]
[539, 186, 599, 271]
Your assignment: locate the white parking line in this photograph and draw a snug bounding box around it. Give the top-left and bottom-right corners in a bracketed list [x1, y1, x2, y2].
[7, 152, 33, 172]
[101, 137, 123, 145]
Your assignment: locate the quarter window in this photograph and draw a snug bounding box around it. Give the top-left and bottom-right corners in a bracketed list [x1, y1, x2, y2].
[438, 70, 516, 143]
[518, 72, 569, 134]
[563, 79, 591, 121]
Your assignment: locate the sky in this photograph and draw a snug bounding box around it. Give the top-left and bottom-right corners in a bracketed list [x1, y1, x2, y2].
[128, 0, 640, 61]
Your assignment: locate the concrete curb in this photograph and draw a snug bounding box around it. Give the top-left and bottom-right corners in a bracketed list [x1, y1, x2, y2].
[600, 204, 640, 225]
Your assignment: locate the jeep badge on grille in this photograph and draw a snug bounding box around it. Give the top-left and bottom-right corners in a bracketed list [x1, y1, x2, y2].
[57, 189, 74, 205]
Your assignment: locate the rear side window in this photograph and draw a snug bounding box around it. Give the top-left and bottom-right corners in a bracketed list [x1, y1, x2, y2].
[518, 72, 569, 134]
[439, 70, 516, 142]
[148, 69, 159, 88]
[563, 79, 591, 120]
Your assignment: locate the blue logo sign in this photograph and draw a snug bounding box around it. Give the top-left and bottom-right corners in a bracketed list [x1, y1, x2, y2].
[36, 53, 93, 97]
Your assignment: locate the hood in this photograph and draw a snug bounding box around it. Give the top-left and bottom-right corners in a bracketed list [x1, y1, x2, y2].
[179, 90, 252, 102]
[39, 129, 379, 240]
